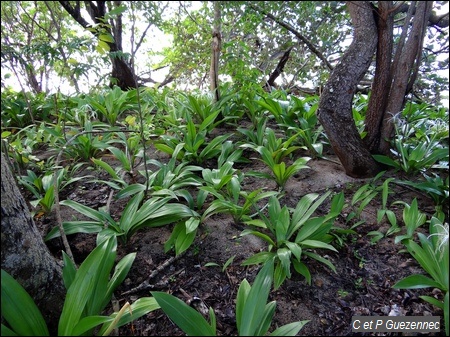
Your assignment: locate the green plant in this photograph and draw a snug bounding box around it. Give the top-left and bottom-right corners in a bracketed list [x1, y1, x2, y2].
[352, 93, 369, 139]
[337, 289, 349, 298]
[240, 127, 303, 164]
[107, 131, 145, 174]
[393, 217, 449, 336]
[247, 145, 310, 191]
[396, 173, 449, 211]
[365, 176, 398, 243]
[151, 259, 309, 336]
[241, 191, 344, 289]
[45, 192, 199, 246]
[259, 95, 326, 158]
[163, 216, 202, 256]
[175, 93, 226, 128]
[394, 198, 427, 244]
[373, 112, 449, 175]
[237, 116, 267, 147]
[199, 159, 277, 224]
[64, 120, 111, 162]
[155, 115, 230, 165]
[1, 236, 160, 336]
[18, 166, 86, 215]
[84, 86, 137, 126]
[345, 171, 387, 228]
[204, 255, 236, 272]
[115, 143, 203, 208]
[199, 161, 240, 199]
[1, 124, 47, 173]
[202, 185, 278, 225]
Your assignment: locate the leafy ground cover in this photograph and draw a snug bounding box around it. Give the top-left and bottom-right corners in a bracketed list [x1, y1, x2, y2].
[4, 87, 448, 336]
[27, 133, 445, 336]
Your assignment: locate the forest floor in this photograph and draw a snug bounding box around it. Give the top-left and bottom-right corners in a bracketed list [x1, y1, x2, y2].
[28, 119, 447, 336]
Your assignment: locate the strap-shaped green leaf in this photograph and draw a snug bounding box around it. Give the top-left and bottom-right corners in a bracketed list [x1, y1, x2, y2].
[1, 269, 49, 336]
[151, 292, 216, 336]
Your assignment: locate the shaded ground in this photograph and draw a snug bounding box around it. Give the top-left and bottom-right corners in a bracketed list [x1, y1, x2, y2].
[30, 123, 447, 336]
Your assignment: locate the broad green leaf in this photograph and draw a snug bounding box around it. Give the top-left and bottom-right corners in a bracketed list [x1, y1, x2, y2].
[62, 251, 77, 290]
[1, 269, 49, 336]
[277, 248, 292, 278]
[300, 239, 338, 252]
[237, 260, 274, 336]
[235, 279, 251, 330]
[270, 321, 309, 336]
[99, 34, 114, 43]
[240, 229, 276, 246]
[151, 292, 215, 336]
[254, 301, 276, 336]
[45, 221, 104, 241]
[241, 252, 275, 266]
[58, 237, 117, 335]
[393, 274, 442, 289]
[116, 184, 147, 199]
[71, 316, 113, 336]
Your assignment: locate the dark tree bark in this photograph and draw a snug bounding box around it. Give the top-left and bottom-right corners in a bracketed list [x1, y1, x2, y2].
[266, 46, 293, 89]
[1, 152, 65, 335]
[316, 1, 381, 178]
[210, 1, 222, 103]
[256, 1, 445, 178]
[59, 0, 137, 90]
[377, 1, 433, 155]
[364, 1, 395, 153]
[365, 1, 433, 155]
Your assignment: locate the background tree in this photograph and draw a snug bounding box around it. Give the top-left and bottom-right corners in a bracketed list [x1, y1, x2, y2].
[1, 152, 65, 335]
[59, 0, 137, 90]
[317, 1, 446, 177]
[210, 0, 222, 102]
[0, 1, 94, 94]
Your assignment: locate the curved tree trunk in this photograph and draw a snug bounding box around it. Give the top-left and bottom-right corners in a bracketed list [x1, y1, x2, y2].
[1, 153, 65, 335]
[317, 1, 381, 178]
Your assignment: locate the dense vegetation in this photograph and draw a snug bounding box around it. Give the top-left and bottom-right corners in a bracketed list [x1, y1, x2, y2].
[1, 1, 448, 336]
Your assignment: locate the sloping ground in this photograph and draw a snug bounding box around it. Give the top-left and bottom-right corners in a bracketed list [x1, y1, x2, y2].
[34, 147, 446, 336]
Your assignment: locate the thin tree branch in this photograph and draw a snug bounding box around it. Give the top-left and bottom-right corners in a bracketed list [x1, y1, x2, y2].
[250, 4, 333, 71]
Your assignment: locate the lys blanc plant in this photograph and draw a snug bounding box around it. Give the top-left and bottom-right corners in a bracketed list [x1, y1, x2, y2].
[18, 166, 87, 215]
[247, 145, 310, 191]
[198, 159, 277, 225]
[240, 127, 303, 164]
[117, 143, 204, 208]
[1, 236, 160, 336]
[45, 191, 199, 246]
[151, 259, 309, 336]
[373, 112, 449, 176]
[241, 191, 345, 289]
[237, 116, 267, 147]
[393, 217, 449, 336]
[394, 198, 427, 244]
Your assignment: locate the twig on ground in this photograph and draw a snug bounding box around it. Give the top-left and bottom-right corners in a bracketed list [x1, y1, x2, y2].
[121, 251, 187, 296]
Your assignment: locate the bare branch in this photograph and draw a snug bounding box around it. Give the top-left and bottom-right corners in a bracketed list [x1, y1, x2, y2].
[250, 4, 333, 71]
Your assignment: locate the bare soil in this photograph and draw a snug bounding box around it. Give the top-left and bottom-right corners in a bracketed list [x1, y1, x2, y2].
[29, 122, 447, 336]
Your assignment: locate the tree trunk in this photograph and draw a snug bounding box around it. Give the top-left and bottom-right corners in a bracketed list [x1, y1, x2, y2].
[266, 46, 293, 89]
[59, 0, 137, 90]
[378, 1, 433, 155]
[210, 1, 222, 103]
[364, 1, 394, 153]
[317, 1, 381, 178]
[1, 153, 65, 335]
